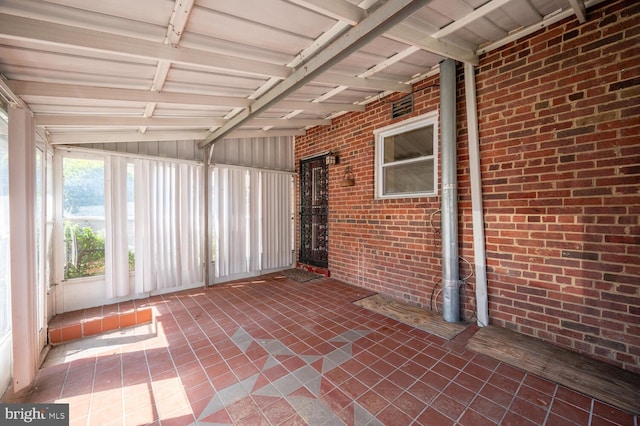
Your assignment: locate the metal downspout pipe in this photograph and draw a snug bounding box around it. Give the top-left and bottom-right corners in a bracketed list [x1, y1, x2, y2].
[440, 58, 459, 323]
[464, 63, 489, 327]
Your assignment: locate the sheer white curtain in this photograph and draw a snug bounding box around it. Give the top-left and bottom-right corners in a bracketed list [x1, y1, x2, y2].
[211, 166, 293, 280]
[212, 167, 251, 277]
[261, 172, 293, 270]
[105, 156, 130, 298]
[248, 170, 261, 272]
[134, 158, 203, 293]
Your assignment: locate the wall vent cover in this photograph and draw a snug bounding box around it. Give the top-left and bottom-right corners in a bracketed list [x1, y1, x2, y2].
[391, 94, 414, 119]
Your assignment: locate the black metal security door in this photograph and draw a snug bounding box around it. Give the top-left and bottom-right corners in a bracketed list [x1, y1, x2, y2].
[299, 155, 329, 268]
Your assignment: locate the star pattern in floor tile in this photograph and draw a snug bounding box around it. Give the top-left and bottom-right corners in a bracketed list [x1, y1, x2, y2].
[194, 327, 373, 425]
[26, 275, 639, 425]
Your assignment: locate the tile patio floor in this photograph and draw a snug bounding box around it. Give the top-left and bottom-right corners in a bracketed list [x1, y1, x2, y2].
[27, 274, 638, 425]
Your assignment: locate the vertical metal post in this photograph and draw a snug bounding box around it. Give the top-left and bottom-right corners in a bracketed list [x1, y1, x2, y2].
[440, 58, 459, 323]
[203, 146, 210, 287]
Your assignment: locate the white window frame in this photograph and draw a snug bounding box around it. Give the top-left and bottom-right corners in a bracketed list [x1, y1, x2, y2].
[58, 151, 107, 282]
[374, 111, 439, 199]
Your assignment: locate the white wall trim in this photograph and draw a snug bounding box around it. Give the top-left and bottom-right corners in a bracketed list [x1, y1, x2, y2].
[8, 106, 38, 393]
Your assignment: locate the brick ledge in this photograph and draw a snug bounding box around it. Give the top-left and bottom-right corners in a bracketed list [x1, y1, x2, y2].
[47, 307, 153, 345]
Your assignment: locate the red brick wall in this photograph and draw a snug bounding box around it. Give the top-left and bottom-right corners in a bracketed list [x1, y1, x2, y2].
[296, 75, 449, 310]
[295, 0, 640, 372]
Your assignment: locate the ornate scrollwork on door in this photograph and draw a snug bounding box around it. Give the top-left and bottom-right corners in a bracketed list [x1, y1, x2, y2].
[299, 155, 329, 268]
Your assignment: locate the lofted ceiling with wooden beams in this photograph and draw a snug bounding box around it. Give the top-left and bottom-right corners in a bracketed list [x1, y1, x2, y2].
[0, 0, 596, 148]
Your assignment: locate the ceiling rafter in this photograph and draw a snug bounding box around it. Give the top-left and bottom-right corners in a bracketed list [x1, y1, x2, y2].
[140, 0, 195, 134]
[475, 0, 605, 55]
[246, 118, 331, 127]
[315, 86, 349, 103]
[200, 0, 432, 148]
[166, 0, 194, 45]
[0, 0, 592, 146]
[0, 13, 290, 79]
[34, 114, 330, 128]
[316, 72, 411, 92]
[0, 76, 27, 109]
[35, 115, 227, 128]
[7, 80, 366, 115]
[430, 0, 512, 39]
[286, 0, 366, 26]
[385, 26, 478, 65]
[226, 129, 307, 139]
[358, 46, 421, 78]
[48, 130, 211, 144]
[245, 1, 364, 114]
[47, 128, 306, 145]
[6, 80, 251, 108]
[277, 0, 379, 106]
[0, 10, 410, 121]
[276, 100, 365, 113]
[0, 0, 167, 41]
[285, 0, 478, 65]
[568, 0, 587, 23]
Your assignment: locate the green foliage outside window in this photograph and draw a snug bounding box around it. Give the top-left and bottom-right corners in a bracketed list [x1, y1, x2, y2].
[64, 222, 105, 279]
[64, 222, 134, 280]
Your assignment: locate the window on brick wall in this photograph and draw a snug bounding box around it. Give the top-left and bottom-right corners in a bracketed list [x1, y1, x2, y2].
[374, 111, 438, 199]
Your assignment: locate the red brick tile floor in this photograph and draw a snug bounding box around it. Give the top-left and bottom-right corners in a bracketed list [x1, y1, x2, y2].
[26, 274, 638, 425]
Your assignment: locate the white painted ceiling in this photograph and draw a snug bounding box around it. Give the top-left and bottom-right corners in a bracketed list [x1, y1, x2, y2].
[0, 0, 595, 148]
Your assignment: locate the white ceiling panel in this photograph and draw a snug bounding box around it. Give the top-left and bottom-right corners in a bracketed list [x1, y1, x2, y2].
[43, 0, 175, 26]
[179, 33, 294, 65]
[151, 106, 230, 117]
[187, 6, 313, 55]
[498, 0, 543, 27]
[160, 82, 257, 99]
[0, 46, 157, 79]
[0, 37, 159, 65]
[196, 0, 337, 39]
[20, 96, 148, 109]
[165, 67, 265, 91]
[0, 0, 167, 42]
[431, 1, 473, 21]
[28, 104, 146, 116]
[359, 35, 416, 56]
[460, 18, 509, 43]
[0, 0, 600, 145]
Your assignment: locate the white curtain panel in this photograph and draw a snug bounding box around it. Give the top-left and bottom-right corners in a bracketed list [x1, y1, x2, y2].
[134, 159, 203, 294]
[212, 166, 293, 280]
[248, 169, 261, 272]
[213, 167, 249, 277]
[105, 155, 130, 298]
[261, 172, 293, 270]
